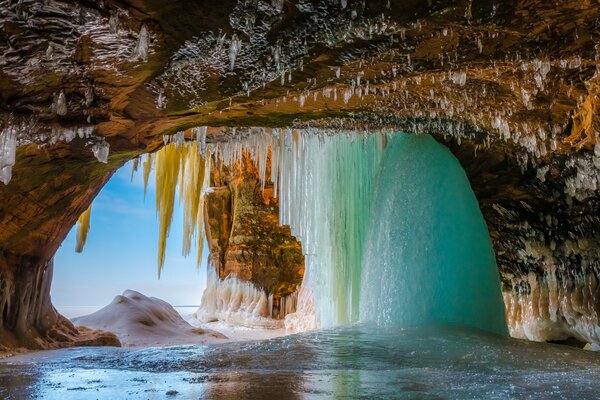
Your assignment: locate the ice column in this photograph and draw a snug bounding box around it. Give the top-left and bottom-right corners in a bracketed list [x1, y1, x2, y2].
[359, 134, 507, 335]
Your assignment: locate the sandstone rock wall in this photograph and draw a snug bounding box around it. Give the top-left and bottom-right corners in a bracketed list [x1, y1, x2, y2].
[205, 153, 304, 301]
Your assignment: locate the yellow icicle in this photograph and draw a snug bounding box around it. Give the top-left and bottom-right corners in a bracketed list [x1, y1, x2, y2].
[182, 142, 206, 257]
[130, 157, 140, 182]
[152, 138, 210, 276]
[75, 205, 92, 253]
[143, 153, 153, 199]
[155, 144, 182, 277]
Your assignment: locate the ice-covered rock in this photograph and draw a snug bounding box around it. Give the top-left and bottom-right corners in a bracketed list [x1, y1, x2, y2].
[74, 290, 227, 347]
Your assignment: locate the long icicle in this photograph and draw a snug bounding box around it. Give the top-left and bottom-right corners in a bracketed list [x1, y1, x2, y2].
[155, 143, 182, 277]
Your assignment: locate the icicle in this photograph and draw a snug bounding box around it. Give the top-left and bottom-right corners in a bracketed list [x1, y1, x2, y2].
[181, 142, 206, 257]
[53, 91, 68, 116]
[91, 139, 110, 163]
[130, 157, 139, 182]
[155, 143, 182, 276]
[143, 153, 153, 199]
[109, 11, 119, 34]
[75, 205, 92, 253]
[0, 126, 17, 185]
[132, 24, 149, 62]
[229, 34, 242, 71]
[156, 89, 166, 109]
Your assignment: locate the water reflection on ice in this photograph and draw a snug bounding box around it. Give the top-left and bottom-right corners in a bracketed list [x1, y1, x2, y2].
[1, 324, 600, 399]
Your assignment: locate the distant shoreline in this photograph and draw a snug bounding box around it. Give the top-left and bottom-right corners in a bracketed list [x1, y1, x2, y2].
[57, 305, 199, 319]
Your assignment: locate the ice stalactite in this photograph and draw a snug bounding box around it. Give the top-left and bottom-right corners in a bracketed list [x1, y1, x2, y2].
[0, 126, 17, 185]
[52, 91, 68, 116]
[229, 34, 242, 71]
[142, 152, 154, 199]
[132, 24, 149, 62]
[91, 139, 110, 163]
[197, 265, 297, 328]
[155, 143, 183, 276]
[180, 142, 209, 263]
[153, 139, 210, 276]
[75, 205, 92, 253]
[504, 267, 600, 346]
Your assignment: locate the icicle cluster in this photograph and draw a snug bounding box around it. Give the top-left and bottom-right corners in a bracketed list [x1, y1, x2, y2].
[150, 136, 211, 276]
[0, 117, 102, 185]
[197, 266, 296, 328]
[202, 127, 386, 331]
[504, 267, 600, 347]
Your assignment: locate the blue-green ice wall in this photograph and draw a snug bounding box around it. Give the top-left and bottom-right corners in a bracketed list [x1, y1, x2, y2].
[359, 134, 507, 335]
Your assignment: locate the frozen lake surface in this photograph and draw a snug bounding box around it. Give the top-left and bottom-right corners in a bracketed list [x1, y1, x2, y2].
[1, 324, 600, 399]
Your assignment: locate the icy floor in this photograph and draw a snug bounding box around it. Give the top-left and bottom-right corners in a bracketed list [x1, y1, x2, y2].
[2, 324, 600, 399]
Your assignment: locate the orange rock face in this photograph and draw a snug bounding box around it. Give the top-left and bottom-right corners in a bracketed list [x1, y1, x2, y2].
[205, 153, 304, 299]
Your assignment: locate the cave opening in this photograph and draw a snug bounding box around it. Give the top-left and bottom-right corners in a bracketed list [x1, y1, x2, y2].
[51, 160, 209, 321]
[48, 129, 509, 342]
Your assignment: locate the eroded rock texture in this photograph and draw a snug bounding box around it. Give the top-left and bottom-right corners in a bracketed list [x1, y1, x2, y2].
[1, 0, 600, 347]
[206, 154, 304, 301]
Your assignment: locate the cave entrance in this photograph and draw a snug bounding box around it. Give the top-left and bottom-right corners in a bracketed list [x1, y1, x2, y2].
[51, 160, 209, 322]
[49, 128, 508, 345]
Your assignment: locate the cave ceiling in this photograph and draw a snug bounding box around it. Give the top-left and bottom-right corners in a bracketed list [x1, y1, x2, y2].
[1, 0, 600, 283]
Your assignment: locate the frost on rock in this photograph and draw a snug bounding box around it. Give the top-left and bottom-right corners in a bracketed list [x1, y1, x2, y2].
[132, 25, 149, 62]
[0, 127, 18, 185]
[91, 139, 110, 163]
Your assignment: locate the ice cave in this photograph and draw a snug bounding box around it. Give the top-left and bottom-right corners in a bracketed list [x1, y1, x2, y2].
[1, 0, 600, 398]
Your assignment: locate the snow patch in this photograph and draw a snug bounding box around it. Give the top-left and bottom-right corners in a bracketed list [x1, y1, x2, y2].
[73, 290, 228, 347]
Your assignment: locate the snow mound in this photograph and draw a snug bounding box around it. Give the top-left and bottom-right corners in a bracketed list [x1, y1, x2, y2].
[73, 290, 228, 347]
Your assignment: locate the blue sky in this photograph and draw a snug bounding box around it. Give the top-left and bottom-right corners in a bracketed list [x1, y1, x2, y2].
[52, 160, 208, 307]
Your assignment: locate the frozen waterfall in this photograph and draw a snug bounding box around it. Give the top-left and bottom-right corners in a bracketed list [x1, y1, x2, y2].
[280, 130, 506, 335]
[359, 134, 507, 335]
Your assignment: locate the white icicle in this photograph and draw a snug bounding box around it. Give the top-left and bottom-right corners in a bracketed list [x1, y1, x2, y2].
[0, 126, 18, 185]
[91, 139, 110, 163]
[132, 25, 149, 62]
